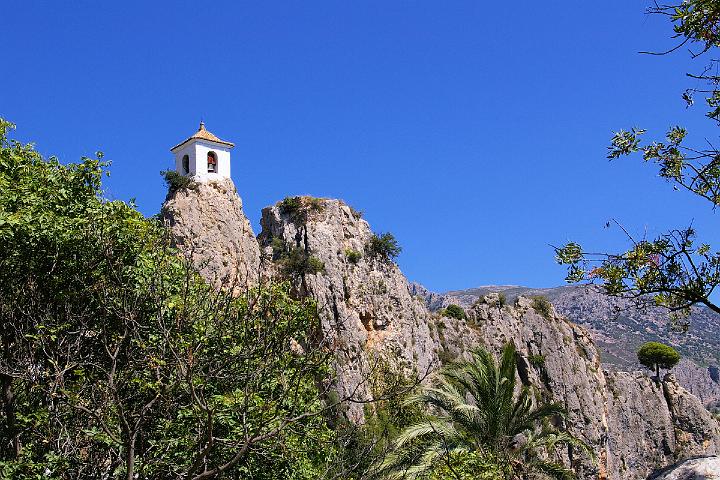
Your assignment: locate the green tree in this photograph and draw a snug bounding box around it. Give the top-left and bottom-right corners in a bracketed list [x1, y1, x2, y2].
[375, 343, 590, 479]
[637, 342, 681, 380]
[443, 304, 466, 320]
[555, 1, 720, 322]
[0, 119, 342, 479]
[366, 232, 402, 262]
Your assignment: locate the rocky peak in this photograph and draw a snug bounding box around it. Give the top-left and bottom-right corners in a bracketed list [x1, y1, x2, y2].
[161, 178, 261, 289]
[162, 185, 720, 478]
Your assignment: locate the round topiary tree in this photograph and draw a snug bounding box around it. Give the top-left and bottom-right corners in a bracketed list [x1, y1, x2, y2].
[637, 342, 681, 380]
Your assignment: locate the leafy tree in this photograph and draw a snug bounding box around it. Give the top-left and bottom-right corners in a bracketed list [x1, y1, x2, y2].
[637, 342, 681, 380]
[555, 1, 720, 322]
[375, 343, 591, 479]
[161, 168, 197, 193]
[366, 233, 402, 262]
[443, 304, 466, 320]
[0, 119, 343, 479]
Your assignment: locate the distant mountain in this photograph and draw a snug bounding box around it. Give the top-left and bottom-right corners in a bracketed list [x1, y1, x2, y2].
[410, 283, 720, 408]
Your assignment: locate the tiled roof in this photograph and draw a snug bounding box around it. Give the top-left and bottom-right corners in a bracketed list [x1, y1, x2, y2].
[171, 122, 235, 151]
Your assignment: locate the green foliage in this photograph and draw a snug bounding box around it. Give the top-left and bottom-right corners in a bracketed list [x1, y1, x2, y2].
[366, 232, 402, 262]
[443, 304, 466, 320]
[531, 296, 553, 320]
[272, 238, 325, 277]
[429, 451, 506, 479]
[528, 354, 546, 368]
[161, 168, 196, 192]
[637, 342, 681, 378]
[278, 196, 325, 225]
[345, 248, 362, 264]
[349, 205, 363, 220]
[376, 343, 591, 479]
[498, 292, 507, 307]
[0, 120, 339, 479]
[555, 1, 720, 319]
[341, 359, 424, 476]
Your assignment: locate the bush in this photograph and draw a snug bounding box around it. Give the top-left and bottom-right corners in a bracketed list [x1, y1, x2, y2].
[349, 206, 363, 220]
[161, 169, 196, 192]
[278, 196, 303, 215]
[637, 341, 681, 379]
[278, 246, 325, 277]
[444, 304, 466, 320]
[366, 232, 402, 261]
[528, 354, 546, 368]
[498, 292, 507, 307]
[345, 248, 362, 264]
[531, 296, 553, 320]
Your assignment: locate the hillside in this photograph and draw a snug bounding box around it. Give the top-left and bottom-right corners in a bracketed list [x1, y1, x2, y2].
[161, 178, 720, 479]
[410, 283, 720, 408]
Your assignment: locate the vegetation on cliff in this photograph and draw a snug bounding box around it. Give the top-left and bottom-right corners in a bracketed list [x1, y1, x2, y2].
[638, 342, 681, 379]
[377, 343, 591, 479]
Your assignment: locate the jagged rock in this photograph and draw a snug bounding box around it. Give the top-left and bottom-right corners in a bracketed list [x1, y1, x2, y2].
[161, 178, 261, 289]
[258, 198, 438, 421]
[164, 186, 720, 478]
[650, 456, 720, 479]
[414, 284, 720, 409]
[433, 294, 720, 479]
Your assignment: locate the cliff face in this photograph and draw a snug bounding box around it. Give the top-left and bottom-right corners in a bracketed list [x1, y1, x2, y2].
[162, 184, 720, 479]
[257, 198, 438, 420]
[434, 295, 720, 479]
[161, 178, 261, 289]
[413, 284, 720, 409]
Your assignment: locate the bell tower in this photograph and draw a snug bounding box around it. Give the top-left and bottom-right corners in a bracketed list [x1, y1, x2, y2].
[170, 122, 234, 181]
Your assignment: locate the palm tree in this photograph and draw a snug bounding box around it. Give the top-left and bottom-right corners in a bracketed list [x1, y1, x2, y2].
[375, 343, 591, 479]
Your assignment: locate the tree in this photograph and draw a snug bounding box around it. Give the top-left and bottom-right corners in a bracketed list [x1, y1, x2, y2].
[443, 304, 466, 320]
[375, 343, 590, 479]
[555, 1, 720, 323]
[637, 342, 681, 380]
[0, 119, 345, 479]
[366, 233, 402, 262]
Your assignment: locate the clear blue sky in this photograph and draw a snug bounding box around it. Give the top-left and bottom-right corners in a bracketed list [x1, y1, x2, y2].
[2, 1, 717, 292]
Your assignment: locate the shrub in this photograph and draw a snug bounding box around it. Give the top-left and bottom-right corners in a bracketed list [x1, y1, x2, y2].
[444, 304, 466, 320]
[637, 342, 681, 379]
[366, 232, 402, 261]
[531, 296, 553, 320]
[498, 292, 507, 307]
[349, 206, 363, 220]
[270, 237, 287, 260]
[161, 169, 196, 192]
[279, 247, 325, 276]
[278, 195, 303, 215]
[345, 248, 362, 264]
[528, 354, 546, 368]
[278, 196, 324, 224]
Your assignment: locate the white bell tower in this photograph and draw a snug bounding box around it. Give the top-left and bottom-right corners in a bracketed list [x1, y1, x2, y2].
[170, 122, 234, 181]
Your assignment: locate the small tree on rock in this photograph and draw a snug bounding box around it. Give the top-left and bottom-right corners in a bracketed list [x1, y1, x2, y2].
[637, 342, 680, 380]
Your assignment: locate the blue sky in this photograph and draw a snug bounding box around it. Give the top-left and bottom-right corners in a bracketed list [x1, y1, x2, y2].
[2, 1, 717, 292]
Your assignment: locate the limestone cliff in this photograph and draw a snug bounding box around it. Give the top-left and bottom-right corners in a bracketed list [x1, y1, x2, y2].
[162, 185, 720, 479]
[257, 197, 438, 420]
[161, 178, 261, 289]
[430, 294, 720, 479]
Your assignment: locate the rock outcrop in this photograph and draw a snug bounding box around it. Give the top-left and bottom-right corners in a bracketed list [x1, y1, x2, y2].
[650, 456, 720, 479]
[414, 293, 720, 479]
[162, 185, 720, 479]
[413, 284, 720, 409]
[161, 178, 261, 289]
[258, 197, 438, 420]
